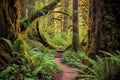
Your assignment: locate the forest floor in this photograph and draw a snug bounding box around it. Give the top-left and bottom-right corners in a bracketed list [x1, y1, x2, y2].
[54, 49, 78, 80]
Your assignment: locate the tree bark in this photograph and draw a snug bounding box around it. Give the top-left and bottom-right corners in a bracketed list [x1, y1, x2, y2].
[72, 0, 79, 51]
[0, 0, 60, 65]
[86, 1, 120, 79]
[0, 0, 20, 41]
[87, 0, 120, 57]
[20, 0, 27, 19]
[63, 0, 69, 32]
[0, 0, 20, 64]
[36, 21, 55, 48]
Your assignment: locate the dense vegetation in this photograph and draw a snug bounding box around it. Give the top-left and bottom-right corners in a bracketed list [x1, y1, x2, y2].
[0, 0, 120, 80]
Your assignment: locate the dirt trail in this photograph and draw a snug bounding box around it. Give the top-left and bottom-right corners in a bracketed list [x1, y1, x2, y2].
[55, 49, 77, 80]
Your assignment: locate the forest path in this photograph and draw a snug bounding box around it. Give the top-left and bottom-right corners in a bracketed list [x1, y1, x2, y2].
[54, 49, 77, 80]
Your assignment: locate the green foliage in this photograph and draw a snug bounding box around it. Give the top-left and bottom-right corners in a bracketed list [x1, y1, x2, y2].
[76, 51, 120, 80]
[100, 50, 120, 68]
[0, 38, 60, 80]
[26, 45, 60, 79]
[0, 37, 31, 63]
[0, 66, 15, 78]
[62, 49, 120, 80]
[27, 46, 59, 75]
[48, 32, 71, 48]
[77, 57, 111, 80]
[0, 38, 14, 51]
[62, 50, 85, 66]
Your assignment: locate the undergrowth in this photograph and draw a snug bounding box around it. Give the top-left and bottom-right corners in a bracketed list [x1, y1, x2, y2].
[47, 32, 71, 49]
[0, 38, 60, 80]
[62, 50, 85, 66]
[62, 50, 120, 80]
[76, 51, 120, 80]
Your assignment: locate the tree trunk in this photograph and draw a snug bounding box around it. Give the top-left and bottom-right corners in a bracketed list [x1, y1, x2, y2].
[28, 0, 35, 17]
[72, 0, 79, 51]
[63, 0, 69, 32]
[87, 0, 120, 57]
[86, 1, 120, 79]
[0, 0, 20, 64]
[36, 21, 55, 48]
[0, 0, 60, 64]
[20, 0, 27, 19]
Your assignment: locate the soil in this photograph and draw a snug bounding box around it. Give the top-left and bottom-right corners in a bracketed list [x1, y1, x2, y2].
[54, 50, 77, 80]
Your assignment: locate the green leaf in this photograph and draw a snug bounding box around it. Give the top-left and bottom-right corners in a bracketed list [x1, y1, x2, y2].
[0, 38, 13, 51]
[0, 66, 13, 77]
[32, 66, 43, 75]
[25, 78, 34, 80]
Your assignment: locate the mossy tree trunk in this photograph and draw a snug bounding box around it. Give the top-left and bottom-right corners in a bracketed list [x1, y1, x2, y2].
[86, 1, 120, 79]
[0, 0, 61, 65]
[87, 0, 120, 57]
[72, 0, 79, 51]
[0, 0, 20, 64]
[63, 0, 69, 32]
[28, 0, 35, 17]
[20, 0, 60, 31]
[20, 0, 27, 19]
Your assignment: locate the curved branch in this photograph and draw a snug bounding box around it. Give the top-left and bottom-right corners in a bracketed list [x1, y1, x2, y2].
[51, 11, 72, 18]
[20, 0, 60, 32]
[36, 21, 55, 48]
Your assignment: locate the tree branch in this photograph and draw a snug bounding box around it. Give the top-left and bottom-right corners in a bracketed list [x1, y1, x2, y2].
[51, 11, 72, 18]
[20, 0, 60, 31]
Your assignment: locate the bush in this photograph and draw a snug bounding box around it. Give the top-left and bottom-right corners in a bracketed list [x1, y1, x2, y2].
[76, 50, 120, 80]
[48, 32, 71, 48]
[62, 50, 85, 66]
[0, 38, 60, 80]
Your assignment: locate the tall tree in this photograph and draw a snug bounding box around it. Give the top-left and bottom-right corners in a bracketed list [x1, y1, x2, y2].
[87, 0, 120, 57]
[0, 0, 20, 64]
[0, 0, 60, 64]
[63, 0, 69, 32]
[72, 0, 79, 51]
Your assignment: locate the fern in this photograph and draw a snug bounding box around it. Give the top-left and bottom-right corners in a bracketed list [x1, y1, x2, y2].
[77, 51, 120, 80]
[0, 38, 59, 79]
[48, 32, 71, 48]
[62, 50, 85, 66]
[77, 56, 110, 80]
[32, 66, 43, 75]
[0, 38, 14, 51]
[0, 66, 14, 78]
[100, 50, 120, 69]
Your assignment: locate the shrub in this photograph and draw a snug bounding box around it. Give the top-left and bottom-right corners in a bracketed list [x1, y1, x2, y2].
[62, 50, 85, 66]
[0, 38, 60, 80]
[76, 51, 120, 80]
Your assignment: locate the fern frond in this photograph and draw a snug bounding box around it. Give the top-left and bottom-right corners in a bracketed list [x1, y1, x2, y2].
[0, 38, 13, 51]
